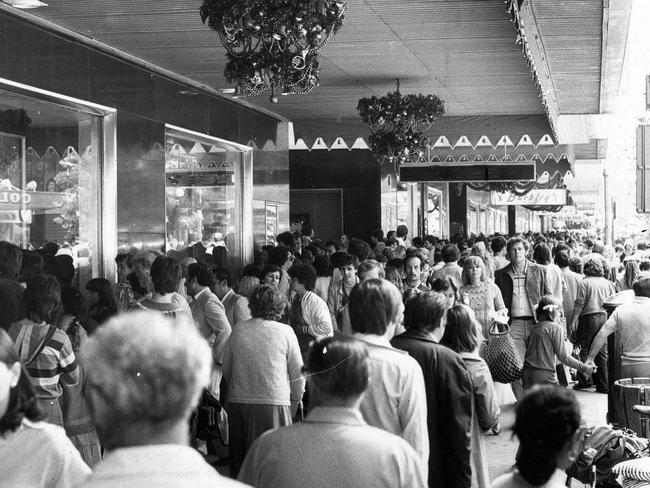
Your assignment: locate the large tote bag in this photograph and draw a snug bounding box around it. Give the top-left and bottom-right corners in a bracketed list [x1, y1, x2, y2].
[483, 321, 523, 383]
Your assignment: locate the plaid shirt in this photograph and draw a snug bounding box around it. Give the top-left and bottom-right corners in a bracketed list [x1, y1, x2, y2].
[8, 319, 79, 399]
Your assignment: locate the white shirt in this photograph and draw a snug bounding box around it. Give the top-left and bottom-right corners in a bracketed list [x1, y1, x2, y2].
[352, 333, 429, 478]
[80, 444, 249, 488]
[298, 291, 334, 339]
[238, 407, 426, 488]
[605, 296, 650, 364]
[0, 419, 90, 488]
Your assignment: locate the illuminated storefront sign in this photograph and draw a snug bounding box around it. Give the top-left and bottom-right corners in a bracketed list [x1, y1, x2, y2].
[490, 189, 567, 206]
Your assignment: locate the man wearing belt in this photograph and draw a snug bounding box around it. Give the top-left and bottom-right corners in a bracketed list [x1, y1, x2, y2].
[495, 237, 551, 400]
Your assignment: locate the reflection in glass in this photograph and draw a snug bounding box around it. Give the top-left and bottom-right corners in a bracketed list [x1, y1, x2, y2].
[0, 91, 102, 287]
[164, 127, 245, 270]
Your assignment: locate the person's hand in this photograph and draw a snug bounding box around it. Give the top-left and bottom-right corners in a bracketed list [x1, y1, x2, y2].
[583, 360, 597, 376]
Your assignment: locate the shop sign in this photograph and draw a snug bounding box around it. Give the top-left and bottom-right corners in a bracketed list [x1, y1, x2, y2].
[0, 210, 31, 223]
[0, 190, 31, 204]
[490, 189, 567, 206]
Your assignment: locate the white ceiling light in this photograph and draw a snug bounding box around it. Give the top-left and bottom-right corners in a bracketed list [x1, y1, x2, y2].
[3, 0, 48, 8]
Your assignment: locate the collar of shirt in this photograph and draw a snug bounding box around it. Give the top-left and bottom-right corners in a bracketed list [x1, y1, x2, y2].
[92, 444, 213, 478]
[194, 287, 210, 301]
[222, 288, 234, 302]
[352, 332, 392, 349]
[511, 261, 528, 276]
[305, 407, 366, 427]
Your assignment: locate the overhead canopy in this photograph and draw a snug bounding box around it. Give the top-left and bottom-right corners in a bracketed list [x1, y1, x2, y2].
[290, 114, 589, 175]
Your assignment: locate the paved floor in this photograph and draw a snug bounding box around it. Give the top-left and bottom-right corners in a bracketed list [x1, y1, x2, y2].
[486, 387, 609, 484]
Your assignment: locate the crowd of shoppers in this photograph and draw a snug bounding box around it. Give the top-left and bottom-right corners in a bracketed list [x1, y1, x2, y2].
[1, 226, 650, 487]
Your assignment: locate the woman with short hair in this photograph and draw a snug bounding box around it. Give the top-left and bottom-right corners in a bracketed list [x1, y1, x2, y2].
[131, 256, 191, 317]
[8, 274, 79, 427]
[0, 328, 90, 487]
[222, 285, 305, 478]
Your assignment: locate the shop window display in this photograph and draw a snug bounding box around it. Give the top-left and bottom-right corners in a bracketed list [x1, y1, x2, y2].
[0, 91, 102, 286]
[164, 127, 248, 269]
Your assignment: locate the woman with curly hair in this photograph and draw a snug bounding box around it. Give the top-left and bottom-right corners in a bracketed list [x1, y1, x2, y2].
[222, 285, 305, 477]
[0, 328, 90, 486]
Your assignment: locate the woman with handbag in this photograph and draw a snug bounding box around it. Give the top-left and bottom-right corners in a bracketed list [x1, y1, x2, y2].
[222, 285, 305, 478]
[522, 295, 596, 389]
[8, 274, 79, 427]
[458, 256, 507, 340]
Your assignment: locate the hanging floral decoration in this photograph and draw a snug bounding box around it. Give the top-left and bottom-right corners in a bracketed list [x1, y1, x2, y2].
[467, 172, 566, 197]
[357, 80, 445, 164]
[200, 0, 346, 103]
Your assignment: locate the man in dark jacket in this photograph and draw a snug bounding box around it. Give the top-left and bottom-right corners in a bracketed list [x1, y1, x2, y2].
[392, 291, 473, 488]
[494, 236, 550, 400]
[0, 241, 25, 331]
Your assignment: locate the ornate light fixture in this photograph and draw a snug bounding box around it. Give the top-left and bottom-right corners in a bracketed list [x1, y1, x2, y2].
[357, 80, 444, 164]
[200, 0, 346, 103]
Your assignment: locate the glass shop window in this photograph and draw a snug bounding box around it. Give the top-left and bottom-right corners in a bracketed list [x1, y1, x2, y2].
[0, 90, 102, 286]
[164, 127, 246, 269]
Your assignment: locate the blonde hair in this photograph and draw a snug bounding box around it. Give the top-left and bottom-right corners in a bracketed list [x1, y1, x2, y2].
[461, 255, 488, 285]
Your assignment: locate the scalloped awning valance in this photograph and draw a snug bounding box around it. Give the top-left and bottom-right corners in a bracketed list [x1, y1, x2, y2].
[290, 115, 579, 178]
[291, 115, 576, 169]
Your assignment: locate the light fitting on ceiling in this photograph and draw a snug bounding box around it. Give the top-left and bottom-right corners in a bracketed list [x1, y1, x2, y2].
[2, 0, 47, 8]
[200, 0, 346, 104]
[357, 79, 445, 165]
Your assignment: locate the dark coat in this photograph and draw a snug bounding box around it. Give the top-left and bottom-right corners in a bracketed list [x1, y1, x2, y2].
[494, 261, 550, 315]
[391, 329, 473, 488]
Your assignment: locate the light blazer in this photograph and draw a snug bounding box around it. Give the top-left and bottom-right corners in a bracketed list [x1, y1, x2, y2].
[220, 289, 251, 327]
[190, 289, 232, 365]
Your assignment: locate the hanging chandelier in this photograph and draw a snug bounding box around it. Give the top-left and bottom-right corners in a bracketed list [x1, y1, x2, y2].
[200, 0, 346, 103]
[357, 79, 445, 164]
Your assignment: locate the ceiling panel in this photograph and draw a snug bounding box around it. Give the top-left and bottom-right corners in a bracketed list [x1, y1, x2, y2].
[20, 0, 604, 123]
[530, 0, 603, 114]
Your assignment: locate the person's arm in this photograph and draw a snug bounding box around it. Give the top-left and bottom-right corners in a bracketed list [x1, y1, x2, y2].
[234, 296, 252, 324]
[569, 282, 587, 334]
[221, 335, 233, 384]
[205, 298, 232, 365]
[303, 294, 334, 339]
[436, 360, 473, 488]
[550, 323, 595, 375]
[326, 277, 338, 326]
[491, 283, 507, 314]
[58, 336, 79, 387]
[473, 361, 501, 431]
[399, 360, 430, 481]
[586, 314, 618, 363]
[286, 331, 305, 415]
